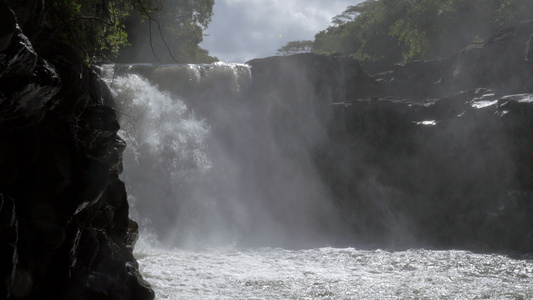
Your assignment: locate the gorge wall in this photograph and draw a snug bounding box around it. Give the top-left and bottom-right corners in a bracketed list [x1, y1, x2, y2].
[0, 1, 153, 299]
[246, 20, 533, 253]
[117, 19, 533, 253]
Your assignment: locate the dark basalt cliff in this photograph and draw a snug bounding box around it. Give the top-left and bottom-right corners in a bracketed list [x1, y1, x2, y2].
[0, 1, 153, 299]
[247, 20, 533, 253]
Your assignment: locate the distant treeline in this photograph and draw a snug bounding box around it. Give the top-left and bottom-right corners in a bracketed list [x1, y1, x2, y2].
[25, 0, 217, 64]
[278, 0, 533, 72]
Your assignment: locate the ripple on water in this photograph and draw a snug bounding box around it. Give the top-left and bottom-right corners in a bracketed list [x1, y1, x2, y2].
[135, 247, 533, 300]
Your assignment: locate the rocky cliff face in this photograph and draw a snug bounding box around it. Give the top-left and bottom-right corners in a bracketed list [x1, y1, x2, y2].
[0, 1, 153, 299]
[324, 92, 533, 251]
[247, 20, 533, 253]
[373, 19, 533, 100]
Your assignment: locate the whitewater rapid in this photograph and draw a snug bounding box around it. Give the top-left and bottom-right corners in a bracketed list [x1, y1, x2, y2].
[134, 245, 533, 300]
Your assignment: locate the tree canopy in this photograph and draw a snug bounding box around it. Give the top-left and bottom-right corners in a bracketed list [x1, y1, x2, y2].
[9, 0, 217, 64]
[280, 0, 533, 72]
[276, 40, 314, 56]
[120, 0, 217, 63]
[7, 0, 145, 61]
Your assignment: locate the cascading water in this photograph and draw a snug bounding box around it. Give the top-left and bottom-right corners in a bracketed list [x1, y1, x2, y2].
[102, 63, 533, 299]
[102, 65, 213, 247]
[103, 63, 344, 249]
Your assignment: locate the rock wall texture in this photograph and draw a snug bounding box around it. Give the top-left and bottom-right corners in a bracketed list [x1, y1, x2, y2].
[0, 1, 154, 299]
[247, 20, 533, 253]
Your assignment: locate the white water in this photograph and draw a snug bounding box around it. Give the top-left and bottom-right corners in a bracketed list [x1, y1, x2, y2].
[134, 245, 533, 300]
[104, 63, 345, 248]
[102, 65, 217, 246]
[103, 64, 533, 299]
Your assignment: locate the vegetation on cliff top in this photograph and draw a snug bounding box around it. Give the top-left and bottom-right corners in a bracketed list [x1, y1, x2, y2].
[278, 0, 533, 72]
[10, 0, 216, 63]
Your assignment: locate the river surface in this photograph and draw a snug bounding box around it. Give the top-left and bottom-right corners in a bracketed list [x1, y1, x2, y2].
[134, 245, 533, 300]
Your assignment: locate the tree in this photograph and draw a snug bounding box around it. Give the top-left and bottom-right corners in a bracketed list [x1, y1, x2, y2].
[9, 0, 218, 63]
[120, 0, 217, 63]
[6, 0, 149, 61]
[313, 0, 406, 72]
[276, 40, 314, 56]
[312, 0, 533, 72]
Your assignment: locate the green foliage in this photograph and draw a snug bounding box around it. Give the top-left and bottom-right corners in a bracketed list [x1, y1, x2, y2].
[311, 0, 533, 72]
[101, 1, 134, 58]
[31, 0, 215, 63]
[277, 40, 314, 56]
[36, 0, 159, 61]
[119, 0, 217, 63]
[313, 0, 405, 71]
[160, 0, 217, 62]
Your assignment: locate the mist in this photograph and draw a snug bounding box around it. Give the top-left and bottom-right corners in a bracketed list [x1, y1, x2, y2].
[104, 61, 349, 250]
[102, 17, 533, 254]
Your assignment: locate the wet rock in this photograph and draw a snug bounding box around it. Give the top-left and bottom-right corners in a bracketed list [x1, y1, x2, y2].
[442, 20, 533, 94]
[373, 59, 447, 100]
[372, 20, 533, 100]
[248, 53, 379, 101]
[0, 0, 16, 52]
[0, 26, 37, 83]
[249, 23, 533, 252]
[0, 193, 17, 298]
[321, 91, 533, 252]
[0, 1, 154, 299]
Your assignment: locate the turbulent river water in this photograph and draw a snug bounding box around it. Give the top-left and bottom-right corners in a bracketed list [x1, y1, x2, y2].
[134, 244, 533, 300]
[102, 64, 533, 300]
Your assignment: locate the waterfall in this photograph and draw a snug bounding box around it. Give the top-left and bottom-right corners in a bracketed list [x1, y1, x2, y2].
[102, 63, 344, 249]
[102, 65, 212, 247]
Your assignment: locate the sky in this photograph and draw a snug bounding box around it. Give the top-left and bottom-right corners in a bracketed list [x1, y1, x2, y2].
[199, 0, 363, 63]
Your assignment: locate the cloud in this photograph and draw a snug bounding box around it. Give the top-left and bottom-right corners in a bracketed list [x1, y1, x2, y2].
[200, 0, 359, 62]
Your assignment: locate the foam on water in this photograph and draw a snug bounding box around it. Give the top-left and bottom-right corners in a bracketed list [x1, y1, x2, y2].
[134, 245, 533, 300]
[149, 62, 252, 97]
